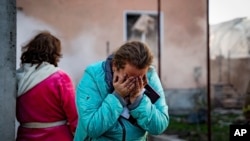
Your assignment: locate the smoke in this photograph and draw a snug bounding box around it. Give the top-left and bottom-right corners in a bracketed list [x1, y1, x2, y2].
[59, 32, 96, 84]
[162, 17, 207, 89]
[16, 11, 59, 68]
[17, 11, 96, 85]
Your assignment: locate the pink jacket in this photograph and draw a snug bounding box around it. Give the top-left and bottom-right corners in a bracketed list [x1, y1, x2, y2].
[16, 70, 78, 141]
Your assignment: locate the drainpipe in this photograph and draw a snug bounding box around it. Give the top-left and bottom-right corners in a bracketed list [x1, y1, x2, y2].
[157, 0, 161, 80]
[106, 41, 110, 56]
[206, 0, 211, 140]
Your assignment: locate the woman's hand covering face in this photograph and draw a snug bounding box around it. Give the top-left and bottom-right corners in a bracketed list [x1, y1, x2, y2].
[113, 71, 136, 98]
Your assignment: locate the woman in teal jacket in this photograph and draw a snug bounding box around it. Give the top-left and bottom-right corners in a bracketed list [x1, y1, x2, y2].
[74, 41, 169, 141]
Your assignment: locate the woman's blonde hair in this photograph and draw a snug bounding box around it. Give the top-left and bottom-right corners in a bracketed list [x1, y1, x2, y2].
[113, 41, 153, 70]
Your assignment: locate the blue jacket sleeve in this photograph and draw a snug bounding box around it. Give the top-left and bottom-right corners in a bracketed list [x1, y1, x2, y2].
[130, 67, 169, 135]
[76, 66, 124, 138]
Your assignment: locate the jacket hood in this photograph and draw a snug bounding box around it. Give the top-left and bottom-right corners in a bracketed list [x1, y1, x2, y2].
[16, 62, 59, 97]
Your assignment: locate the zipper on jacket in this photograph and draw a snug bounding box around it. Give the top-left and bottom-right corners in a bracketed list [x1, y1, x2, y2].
[118, 118, 126, 141]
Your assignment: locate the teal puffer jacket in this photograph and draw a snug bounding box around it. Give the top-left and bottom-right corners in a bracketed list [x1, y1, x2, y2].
[74, 61, 169, 141]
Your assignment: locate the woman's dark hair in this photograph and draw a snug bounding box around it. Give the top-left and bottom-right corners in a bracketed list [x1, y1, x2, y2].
[113, 41, 153, 70]
[20, 31, 62, 68]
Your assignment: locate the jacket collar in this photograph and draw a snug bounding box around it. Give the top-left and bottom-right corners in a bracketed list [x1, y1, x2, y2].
[103, 54, 114, 93]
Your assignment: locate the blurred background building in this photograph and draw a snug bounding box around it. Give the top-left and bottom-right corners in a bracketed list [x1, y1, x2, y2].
[16, 0, 208, 116]
[16, 0, 207, 88]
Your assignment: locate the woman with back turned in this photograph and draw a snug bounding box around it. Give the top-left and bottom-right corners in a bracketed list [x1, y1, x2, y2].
[16, 31, 78, 141]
